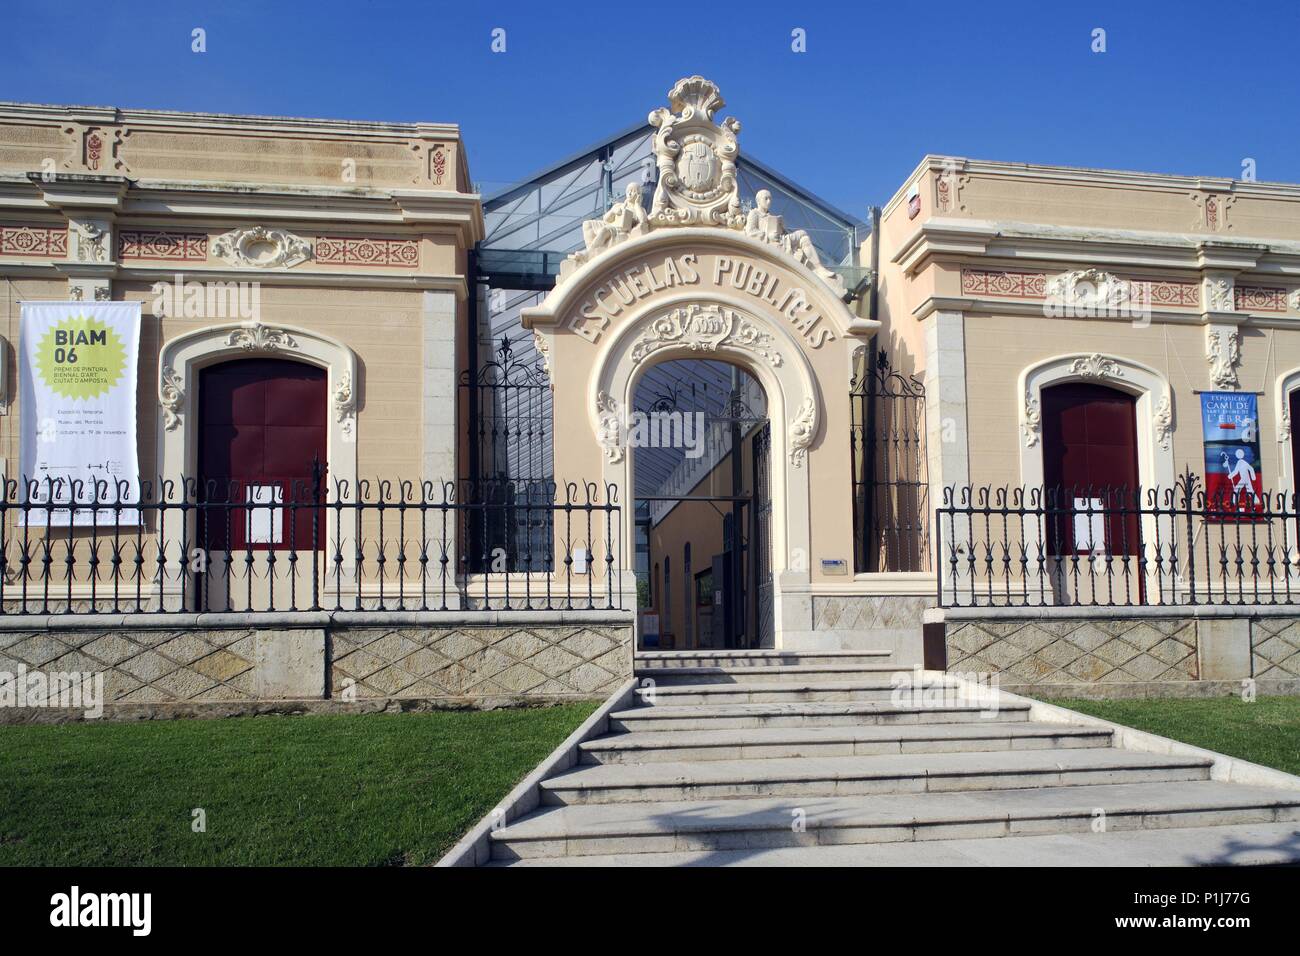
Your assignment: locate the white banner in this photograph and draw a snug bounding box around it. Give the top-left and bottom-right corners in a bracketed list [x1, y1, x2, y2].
[19, 301, 142, 525]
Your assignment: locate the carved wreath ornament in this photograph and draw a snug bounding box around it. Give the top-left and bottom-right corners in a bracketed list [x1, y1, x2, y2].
[630, 304, 783, 368]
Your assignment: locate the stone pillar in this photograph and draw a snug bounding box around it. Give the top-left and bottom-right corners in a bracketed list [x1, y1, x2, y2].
[924, 309, 971, 602]
[423, 289, 461, 607]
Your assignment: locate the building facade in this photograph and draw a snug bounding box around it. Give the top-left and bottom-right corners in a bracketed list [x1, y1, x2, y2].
[2, 77, 1299, 715]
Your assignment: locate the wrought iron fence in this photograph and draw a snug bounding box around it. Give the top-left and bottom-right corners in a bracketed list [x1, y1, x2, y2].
[936, 473, 1300, 608]
[0, 476, 622, 615]
[852, 349, 929, 572]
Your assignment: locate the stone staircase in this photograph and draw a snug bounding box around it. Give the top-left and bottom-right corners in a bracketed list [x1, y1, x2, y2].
[486, 650, 1300, 866]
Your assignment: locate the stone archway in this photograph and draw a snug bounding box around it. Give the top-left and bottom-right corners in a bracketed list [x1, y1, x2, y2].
[523, 231, 876, 647]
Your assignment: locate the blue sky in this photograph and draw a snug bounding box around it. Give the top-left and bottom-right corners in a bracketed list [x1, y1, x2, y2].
[3, 0, 1298, 216]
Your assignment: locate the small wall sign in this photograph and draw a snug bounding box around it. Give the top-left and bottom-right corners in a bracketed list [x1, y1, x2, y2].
[821, 558, 848, 575]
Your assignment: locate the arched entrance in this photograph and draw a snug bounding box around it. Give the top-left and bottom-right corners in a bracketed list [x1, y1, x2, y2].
[517, 77, 880, 648]
[1040, 381, 1141, 604]
[196, 357, 328, 611]
[632, 358, 773, 650]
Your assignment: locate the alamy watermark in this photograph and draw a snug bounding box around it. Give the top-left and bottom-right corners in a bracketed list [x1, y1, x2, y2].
[889, 666, 1000, 716]
[0, 665, 103, 718]
[151, 273, 261, 322]
[605, 409, 707, 459]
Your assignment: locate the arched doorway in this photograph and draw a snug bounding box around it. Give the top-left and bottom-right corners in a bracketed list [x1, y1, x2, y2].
[1040, 381, 1141, 602]
[632, 358, 773, 650]
[196, 357, 328, 610]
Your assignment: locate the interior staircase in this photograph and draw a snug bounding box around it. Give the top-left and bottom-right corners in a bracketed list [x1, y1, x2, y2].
[486, 650, 1300, 866]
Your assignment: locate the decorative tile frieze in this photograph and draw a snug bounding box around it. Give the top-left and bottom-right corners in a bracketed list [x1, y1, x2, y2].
[119, 230, 208, 262]
[0, 223, 68, 258]
[959, 269, 1047, 299]
[1129, 279, 1200, 308]
[315, 235, 420, 267]
[1233, 285, 1288, 313]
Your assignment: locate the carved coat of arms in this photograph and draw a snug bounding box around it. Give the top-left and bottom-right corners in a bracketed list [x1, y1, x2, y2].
[648, 76, 743, 228]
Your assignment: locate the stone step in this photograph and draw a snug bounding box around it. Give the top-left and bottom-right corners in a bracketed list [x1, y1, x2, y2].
[490, 821, 1300, 867]
[633, 678, 963, 706]
[634, 650, 893, 669]
[608, 700, 1030, 732]
[578, 721, 1113, 764]
[490, 780, 1300, 860]
[635, 664, 905, 685]
[539, 748, 1212, 805]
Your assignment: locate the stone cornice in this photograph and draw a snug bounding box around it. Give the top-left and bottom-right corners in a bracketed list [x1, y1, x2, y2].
[895, 217, 1300, 277]
[0, 173, 483, 243]
[882, 153, 1300, 216]
[0, 100, 461, 140]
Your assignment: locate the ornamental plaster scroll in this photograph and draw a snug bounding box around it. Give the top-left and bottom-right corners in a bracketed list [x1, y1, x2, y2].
[227, 322, 299, 352]
[71, 220, 110, 263]
[1205, 325, 1241, 390]
[1152, 395, 1173, 451]
[596, 390, 624, 464]
[630, 304, 783, 368]
[1045, 269, 1132, 311]
[788, 396, 815, 467]
[532, 329, 553, 384]
[333, 371, 356, 439]
[159, 365, 185, 432]
[1070, 353, 1123, 380]
[1205, 275, 1235, 313]
[212, 225, 313, 269]
[1021, 390, 1041, 447]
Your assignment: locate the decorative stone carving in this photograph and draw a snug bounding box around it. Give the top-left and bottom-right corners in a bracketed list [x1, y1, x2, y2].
[72, 220, 110, 263]
[1291, 289, 1300, 314]
[595, 390, 624, 464]
[1280, 411, 1292, 445]
[745, 189, 844, 294]
[93, 286, 111, 301]
[1022, 390, 1041, 447]
[227, 323, 299, 352]
[788, 396, 816, 467]
[532, 329, 553, 383]
[1191, 191, 1235, 232]
[159, 366, 185, 431]
[1152, 394, 1173, 450]
[1205, 275, 1235, 313]
[648, 76, 743, 229]
[561, 77, 844, 296]
[1070, 353, 1123, 380]
[1045, 268, 1132, 311]
[1205, 326, 1241, 390]
[629, 304, 783, 368]
[572, 182, 650, 265]
[212, 225, 313, 269]
[333, 371, 355, 438]
[68, 285, 84, 301]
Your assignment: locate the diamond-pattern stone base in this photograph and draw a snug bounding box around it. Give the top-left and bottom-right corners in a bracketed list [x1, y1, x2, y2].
[0, 628, 255, 703]
[1252, 618, 1300, 678]
[946, 618, 1198, 683]
[330, 625, 630, 699]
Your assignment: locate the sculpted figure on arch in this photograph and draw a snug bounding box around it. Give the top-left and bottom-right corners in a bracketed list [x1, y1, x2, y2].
[575, 181, 650, 265]
[746, 189, 841, 290]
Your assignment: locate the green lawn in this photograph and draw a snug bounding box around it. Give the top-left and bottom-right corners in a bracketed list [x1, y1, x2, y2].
[0, 702, 598, 866]
[1042, 695, 1300, 777]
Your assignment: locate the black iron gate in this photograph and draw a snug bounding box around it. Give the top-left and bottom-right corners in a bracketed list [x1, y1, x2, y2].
[460, 335, 553, 572]
[751, 422, 775, 648]
[852, 348, 929, 573]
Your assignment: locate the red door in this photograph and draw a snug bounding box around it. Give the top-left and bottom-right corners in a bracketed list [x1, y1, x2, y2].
[197, 359, 327, 552]
[1041, 383, 1141, 559]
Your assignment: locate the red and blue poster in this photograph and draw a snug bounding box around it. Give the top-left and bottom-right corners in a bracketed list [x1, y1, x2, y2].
[1200, 392, 1264, 519]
